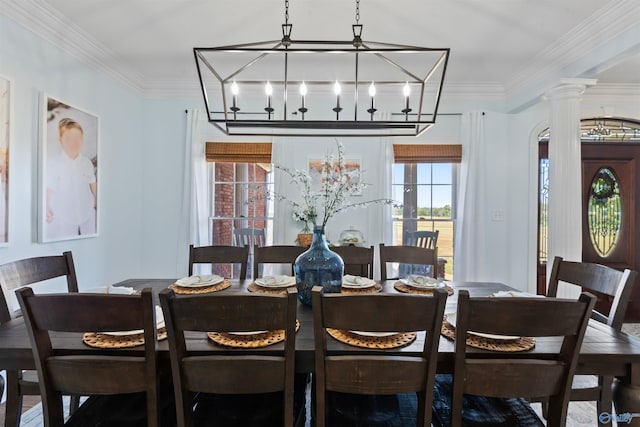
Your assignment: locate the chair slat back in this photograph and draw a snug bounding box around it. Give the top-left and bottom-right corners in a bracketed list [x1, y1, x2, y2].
[0, 251, 78, 324]
[403, 230, 439, 250]
[252, 245, 306, 278]
[160, 287, 297, 427]
[451, 290, 595, 427]
[547, 256, 638, 330]
[331, 246, 374, 279]
[16, 287, 158, 427]
[379, 244, 438, 280]
[312, 287, 447, 427]
[188, 244, 249, 279]
[233, 228, 266, 248]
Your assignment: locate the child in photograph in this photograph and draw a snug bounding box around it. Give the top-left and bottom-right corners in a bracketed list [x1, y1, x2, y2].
[45, 118, 97, 239]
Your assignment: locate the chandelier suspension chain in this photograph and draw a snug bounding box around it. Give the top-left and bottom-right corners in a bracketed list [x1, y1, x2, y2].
[285, 0, 289, 25]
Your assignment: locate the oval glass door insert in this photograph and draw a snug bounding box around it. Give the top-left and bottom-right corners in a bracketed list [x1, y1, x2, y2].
[587, 167, 622, 257]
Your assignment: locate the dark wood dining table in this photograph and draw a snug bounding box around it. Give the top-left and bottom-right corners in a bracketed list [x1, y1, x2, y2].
[2, 278, 640, 424]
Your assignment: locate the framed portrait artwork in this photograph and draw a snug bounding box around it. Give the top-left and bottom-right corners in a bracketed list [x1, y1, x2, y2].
[0, 76, 10, 245]
[39, 95, 99, 242]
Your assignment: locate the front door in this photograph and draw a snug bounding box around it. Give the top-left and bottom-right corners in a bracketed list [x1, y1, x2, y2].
[537, 142, 640, 321]
[582, 144, 640, 321]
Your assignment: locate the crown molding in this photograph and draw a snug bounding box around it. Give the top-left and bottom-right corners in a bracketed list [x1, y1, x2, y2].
[3, 0, 635, 105]
[0, 0, 145, 95]
[443, 82, 506, 101]
[583, 83, 640, 103]
[506, 0, 640, 98]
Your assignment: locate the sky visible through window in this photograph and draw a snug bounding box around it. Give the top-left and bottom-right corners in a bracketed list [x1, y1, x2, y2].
[392, 163, 453, 208]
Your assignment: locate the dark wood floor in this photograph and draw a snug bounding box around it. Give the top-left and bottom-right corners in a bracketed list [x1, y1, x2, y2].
[0, 395, 42, 425]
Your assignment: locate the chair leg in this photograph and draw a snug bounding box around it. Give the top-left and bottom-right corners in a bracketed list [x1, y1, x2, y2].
[5, 370, 23, 427]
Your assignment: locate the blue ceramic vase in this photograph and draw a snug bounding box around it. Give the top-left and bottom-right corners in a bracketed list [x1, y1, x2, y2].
[294, 225, 344, 306]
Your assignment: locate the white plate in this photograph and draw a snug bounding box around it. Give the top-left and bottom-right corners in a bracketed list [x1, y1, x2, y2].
[399, 278, 445, 289]
[341, 275, 376, 289]
[175, 274, 224, 288]
[81, 286, 135, 295]
[103, 306, 165, 336]
[351, 331, 398, 337]
[490, 291, 545, 298]
[255, 275, 296, 288]
[444, 313, 519, 341]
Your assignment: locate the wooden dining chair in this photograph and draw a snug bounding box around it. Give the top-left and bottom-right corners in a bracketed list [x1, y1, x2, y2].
[312, 286, 448, 427]
[159, 287, 298, 427]
[252, 245, 306, 279]
[379, 243, 438, 280]
[547, 256, 638, 425]
[0, 251, 79, 427]
[188, 244, 249, 279]
[16, 287, 160, 427]
[331, 245, 375, 279]
[441, 290, 595, 427]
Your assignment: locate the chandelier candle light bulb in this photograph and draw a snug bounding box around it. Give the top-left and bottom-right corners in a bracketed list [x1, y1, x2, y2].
[402, 81, 412, 120]
[230, 80, 240, 119]
[298, 81, 308, 119]
[265, 81, 274, 119]
[367, 82, 377, 120]
[333, 80, 343, 119]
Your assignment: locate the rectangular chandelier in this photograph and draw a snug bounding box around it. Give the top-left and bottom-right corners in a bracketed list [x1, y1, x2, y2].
[194, 3, 449, 137]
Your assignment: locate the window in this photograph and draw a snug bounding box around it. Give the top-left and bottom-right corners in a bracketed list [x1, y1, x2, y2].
[392, 144, 460, 279]
[207, 143, 273, 278]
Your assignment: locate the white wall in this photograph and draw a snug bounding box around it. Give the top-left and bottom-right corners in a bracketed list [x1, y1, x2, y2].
[0, 14, 145, 289]
[2, 11, 639, 297]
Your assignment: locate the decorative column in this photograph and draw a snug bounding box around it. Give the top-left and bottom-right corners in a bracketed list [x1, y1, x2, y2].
[544, 78, 596, 298]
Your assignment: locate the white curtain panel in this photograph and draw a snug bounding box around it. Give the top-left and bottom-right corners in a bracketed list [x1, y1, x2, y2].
[180, 109, 210, 275]
[454, 111, 486, 281]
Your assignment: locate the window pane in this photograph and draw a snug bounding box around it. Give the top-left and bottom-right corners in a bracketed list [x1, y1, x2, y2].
[210, 161, 274, 279]
[214, 183, 235, 217]
[392, 161, 457, 279]
[432, 163, 452, 184]
[417, 163, 432, 184]
[432, 186, 452, 219]
[416, 186, 432, 219]
[215, 163, 234, 182]
[393, 163, 404, 177]
[587, 167, 622, 257]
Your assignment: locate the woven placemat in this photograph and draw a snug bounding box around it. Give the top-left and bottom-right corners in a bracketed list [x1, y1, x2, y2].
[394, 281, 454, 296]
[82, 328, 168, 349]
[341, 283, 382, 294]
[440, 320, 535, 352]
[207, 320, 300, 348]
[326, 328, 416, 349]
[247, 282, 296, 295]
[169, 279, 231, 294]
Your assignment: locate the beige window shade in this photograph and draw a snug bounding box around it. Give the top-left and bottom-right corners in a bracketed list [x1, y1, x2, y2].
[393, 144, 462, 163]
[206, 142, 272, 163]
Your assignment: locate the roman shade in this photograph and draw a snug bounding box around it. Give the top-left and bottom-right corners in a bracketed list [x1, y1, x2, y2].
[393, 144, 462, 163]
[205, 142, 272, 163]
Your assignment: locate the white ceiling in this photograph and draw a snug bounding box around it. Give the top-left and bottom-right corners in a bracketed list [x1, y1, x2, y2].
[3, 0, 639, 105]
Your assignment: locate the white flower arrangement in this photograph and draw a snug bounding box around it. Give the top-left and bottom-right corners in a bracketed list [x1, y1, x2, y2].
[272, 142, 398, 230]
